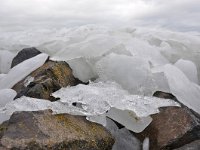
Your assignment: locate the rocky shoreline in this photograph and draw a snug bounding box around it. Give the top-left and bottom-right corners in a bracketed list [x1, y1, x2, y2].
[0, 47, 200, 150]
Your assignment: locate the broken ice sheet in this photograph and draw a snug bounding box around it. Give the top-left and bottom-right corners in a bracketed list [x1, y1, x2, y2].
[0, 89, 17, 123]
[0, 53, 48, 90]
[52, 82, 180, 117]
[0, 81, 180, 133]
[0, 89, 16, 108]
[52, 81, 180, 132]
[164, 64, 200, 114]
[106, 108, 152, 133]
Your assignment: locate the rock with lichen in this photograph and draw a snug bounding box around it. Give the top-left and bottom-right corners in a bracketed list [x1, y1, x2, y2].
[12, 60, 83, 101]
[0, 110, 114, 150]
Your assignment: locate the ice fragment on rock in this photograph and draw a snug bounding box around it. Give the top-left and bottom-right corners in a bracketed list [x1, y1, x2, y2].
[0, 89, 16, 108]
[143, 137, 149, 150]
[0, 89, 16, 123]
[164, 64, 200, 114]
[0, 53, 48, 89]
[0, 82, 180, 133]
[106, 108, 152, 133]
[67, 57, 97, 82]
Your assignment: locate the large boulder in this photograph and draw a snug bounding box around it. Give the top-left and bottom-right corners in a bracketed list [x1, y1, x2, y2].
[11, 47, 42, 68]
[0, 110, 114, 150]
[135, 91, 200, 150]
[13, 60, 83, 101]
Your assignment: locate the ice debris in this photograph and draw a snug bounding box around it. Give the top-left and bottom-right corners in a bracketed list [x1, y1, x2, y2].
[0, 89, 16, 124]
[1, 82, 180, 133]
[0, 53, 48, 89]
[0, 89, 16, 108]
[143, 137, 150, 150]
[0, 50, 15, 74]
[164, 64, 200, 114]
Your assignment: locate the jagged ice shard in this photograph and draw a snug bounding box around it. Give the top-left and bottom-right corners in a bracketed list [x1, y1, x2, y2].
[0, 53, 48, 90]
[0, 82, 180, 133]
[164, 64, 200, 114]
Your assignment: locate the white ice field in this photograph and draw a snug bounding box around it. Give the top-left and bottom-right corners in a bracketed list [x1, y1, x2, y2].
[0, 25, 200, 134]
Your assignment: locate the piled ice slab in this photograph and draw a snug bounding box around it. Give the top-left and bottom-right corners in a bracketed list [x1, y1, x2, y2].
[0, 24, 200, 134]
[0, 81, 180, 133]
[0, 53, 48, 89]
[164, 64, 200, 114]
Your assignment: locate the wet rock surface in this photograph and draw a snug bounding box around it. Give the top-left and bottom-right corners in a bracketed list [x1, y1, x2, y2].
[11, 47, 42, 68]
[13, 60, 83, 101]
[0, 110, 114, 150]
[135, 91, 200, 150]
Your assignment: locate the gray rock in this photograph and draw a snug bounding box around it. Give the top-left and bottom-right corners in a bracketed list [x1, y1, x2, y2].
[106, 118, 141, 150]
[11, 47, 42, 68]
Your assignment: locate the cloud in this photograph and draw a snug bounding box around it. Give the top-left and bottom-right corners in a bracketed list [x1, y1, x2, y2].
[0, 0, 200, 31]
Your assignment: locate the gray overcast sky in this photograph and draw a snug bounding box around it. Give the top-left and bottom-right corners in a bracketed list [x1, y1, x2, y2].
[0, 0, 200, 31]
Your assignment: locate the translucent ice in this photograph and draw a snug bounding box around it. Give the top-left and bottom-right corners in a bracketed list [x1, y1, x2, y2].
[52, 82, 180, 117]
[0, 89, 16, 123]
[52, 82, 179, 132]
[96, 53, 155, 95]
[0, 53, 48, 89]
[0, 81, 179, 133]
[106, 108, 152, 133]
[175, 59, 199, 84]
[164, 64, 200, 114]
[0, 50, 15, 74]
[143, 137, 150, 150]
[0, 89, 16, 108]
[66, 57, 97, 82]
